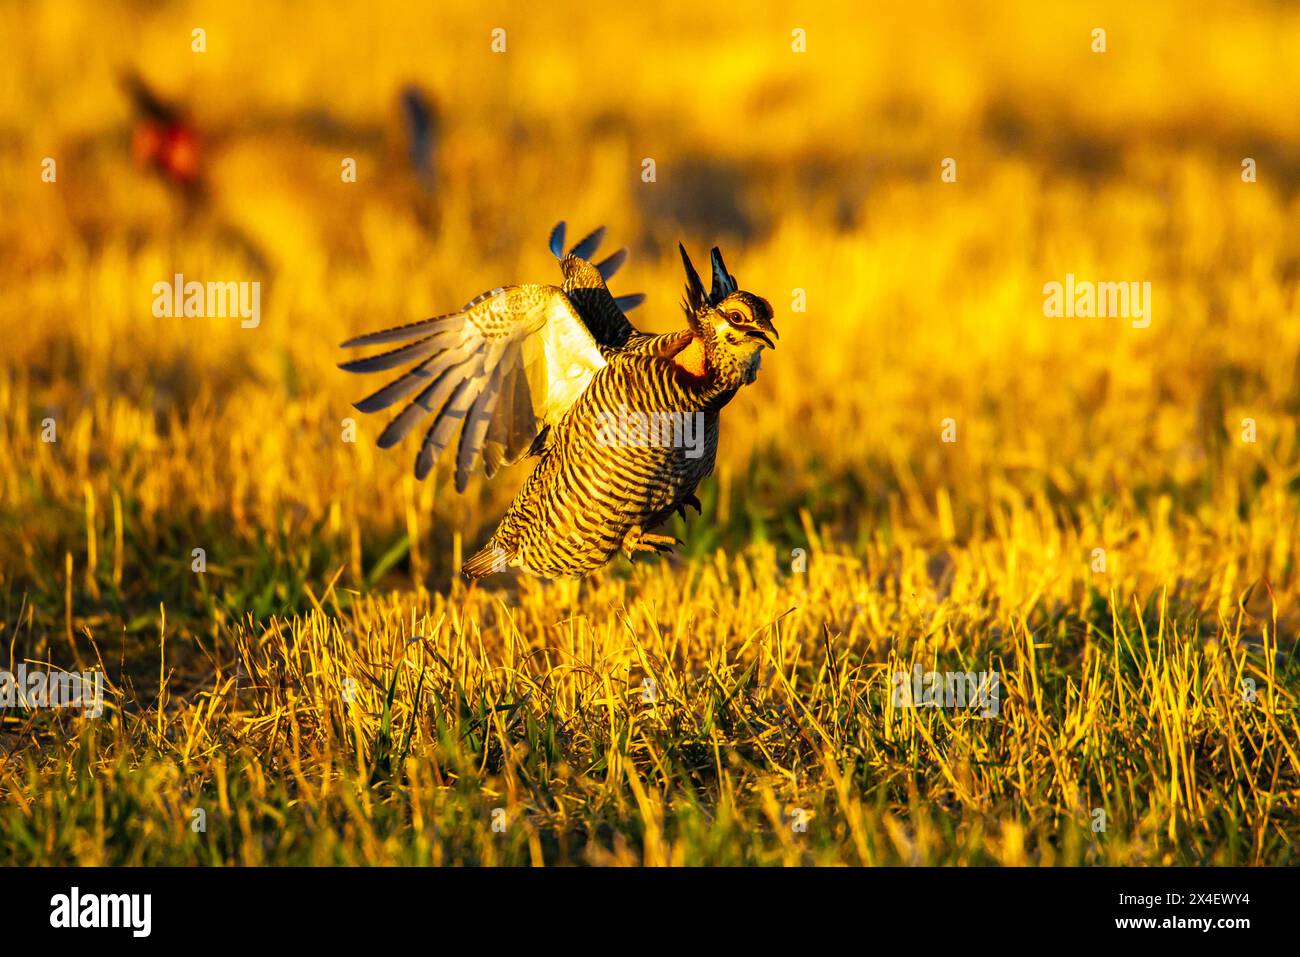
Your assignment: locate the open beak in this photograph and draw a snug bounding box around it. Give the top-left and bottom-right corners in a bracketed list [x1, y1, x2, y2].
[747, 317, 778, 349]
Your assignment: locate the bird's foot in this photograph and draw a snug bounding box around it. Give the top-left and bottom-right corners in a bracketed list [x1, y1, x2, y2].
[674, 493, 702, 519]
[622, 525, 679, 559]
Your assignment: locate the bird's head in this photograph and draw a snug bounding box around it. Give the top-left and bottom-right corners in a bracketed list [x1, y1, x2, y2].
[679, 244, 777, 387]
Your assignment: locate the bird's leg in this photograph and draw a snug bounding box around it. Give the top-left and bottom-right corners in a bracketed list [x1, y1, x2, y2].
[674, 493, 702, 519]
[622, 525, 679, 559]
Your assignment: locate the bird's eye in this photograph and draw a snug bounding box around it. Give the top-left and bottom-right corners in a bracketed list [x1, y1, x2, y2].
[728, 311, 743, 324]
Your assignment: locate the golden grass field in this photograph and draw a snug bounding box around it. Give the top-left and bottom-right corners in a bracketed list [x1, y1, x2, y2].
[1, 0, 1298, 864]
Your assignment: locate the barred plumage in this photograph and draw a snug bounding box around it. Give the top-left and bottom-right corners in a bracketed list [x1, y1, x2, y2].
[340, 222, 776, 580]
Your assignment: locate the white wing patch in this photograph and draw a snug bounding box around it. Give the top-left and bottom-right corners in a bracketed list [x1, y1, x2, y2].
[522, 292, 607, 428]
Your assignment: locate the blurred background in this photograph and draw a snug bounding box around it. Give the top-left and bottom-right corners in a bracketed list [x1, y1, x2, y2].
[4, 0, 1300, 868]
[2, 0, 1299, 631]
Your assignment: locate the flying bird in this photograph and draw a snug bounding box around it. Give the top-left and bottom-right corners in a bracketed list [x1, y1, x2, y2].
[339, 224, 777, 579]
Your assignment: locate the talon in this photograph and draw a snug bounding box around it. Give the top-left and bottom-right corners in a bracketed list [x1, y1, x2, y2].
[644, 533, 678, 553]
[622, 525, 678, 559]
[622, 525, 644, 559]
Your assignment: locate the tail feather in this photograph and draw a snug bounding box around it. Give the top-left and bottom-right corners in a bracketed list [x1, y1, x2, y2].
[568, 226, 605, 261]
[595, 248, 626, 280]
[548, 221, 567, 259]
[549, 221, 610, 263]
[462, 541, 513, 579]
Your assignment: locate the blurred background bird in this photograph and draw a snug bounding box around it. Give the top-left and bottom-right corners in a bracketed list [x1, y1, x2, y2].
[78, 74, 445, 278]
[400, 85, 438, 192]
[122, 71, 204, 196]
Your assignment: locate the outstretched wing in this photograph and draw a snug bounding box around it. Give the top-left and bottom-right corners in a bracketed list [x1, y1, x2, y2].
[339, 284, 605, 489]
[547, 222, 647, 348]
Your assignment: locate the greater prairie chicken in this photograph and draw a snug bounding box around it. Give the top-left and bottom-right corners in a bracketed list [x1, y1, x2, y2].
[399, 85, 439, 192]
[340, 223, 776, 579]
[121, 72, 203, 192]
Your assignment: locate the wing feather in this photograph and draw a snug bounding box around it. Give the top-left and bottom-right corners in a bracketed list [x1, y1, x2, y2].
[414, 377, 478, 481]
[339, 313, 461, 348]
[376, 358, 474, 449]
[482, 358, 539, 475]
[352, 339, 476, 414]
[454, 349, 507, 491]
[337, 329, 461, 373]
[341, 284, 605, 485]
